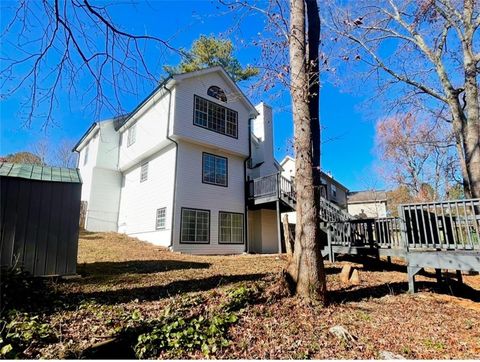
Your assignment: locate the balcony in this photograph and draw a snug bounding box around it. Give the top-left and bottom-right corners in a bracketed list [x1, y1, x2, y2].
[247, 173, 295, 210]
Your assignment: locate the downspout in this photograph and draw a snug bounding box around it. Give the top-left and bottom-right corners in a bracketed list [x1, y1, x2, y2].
[163, 83, 178, 250]
[244, 117, 254, 253]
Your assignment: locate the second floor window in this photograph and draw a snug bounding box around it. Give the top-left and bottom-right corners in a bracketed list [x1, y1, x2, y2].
[127, 124, 136, 147]
[140, 162, 148, 182]
[202, 153, 227, 187]
[83, 144, 89, 165]
[194, 95, 238, 138]
[331, 184, 337, 198]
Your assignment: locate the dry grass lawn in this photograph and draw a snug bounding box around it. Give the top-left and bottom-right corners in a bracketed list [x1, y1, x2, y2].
[5, 231, 480, 359]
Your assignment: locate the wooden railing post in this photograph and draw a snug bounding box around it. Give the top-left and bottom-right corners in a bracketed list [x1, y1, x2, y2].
[398, 204, 409, 251]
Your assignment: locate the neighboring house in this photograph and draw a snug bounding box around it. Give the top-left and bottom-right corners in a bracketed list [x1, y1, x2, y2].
[278, 156, 349, 224]
[279, 156, 348, 208]
[347, 190, 388, 218]
[74, 66, 289, 254]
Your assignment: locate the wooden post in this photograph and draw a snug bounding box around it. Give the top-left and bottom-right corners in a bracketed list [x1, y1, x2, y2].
[456, 270, 463, 284]
[283, 214, 293, 257]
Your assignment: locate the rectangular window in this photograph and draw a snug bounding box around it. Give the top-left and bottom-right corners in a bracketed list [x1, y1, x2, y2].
[83, 144, 89, 165]
[127, 124, 136, 147]
[331, 184, 337, 198]
[194, 95, 238, 138]
[140, 162, 148, 182]
[180, 208, 210, 244]
[219, 212, 244, 244]
[202, 153, 227, 187]
[156, 207, 166, 230]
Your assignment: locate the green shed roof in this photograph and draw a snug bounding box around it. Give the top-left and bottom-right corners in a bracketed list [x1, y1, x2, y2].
[0, 162, 82, 183]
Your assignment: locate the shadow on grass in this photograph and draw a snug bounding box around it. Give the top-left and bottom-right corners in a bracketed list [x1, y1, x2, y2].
[77, 260, 211, 277]
[335, 254, 407, 273]
[329, 278, 480, 305]
[69, 273, 267, 305]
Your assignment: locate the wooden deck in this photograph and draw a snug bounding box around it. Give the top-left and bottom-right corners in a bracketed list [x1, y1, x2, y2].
[247, 174, 480, 293]
[325, 198, 480, 292]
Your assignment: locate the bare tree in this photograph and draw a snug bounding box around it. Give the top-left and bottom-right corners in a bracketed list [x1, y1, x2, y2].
[328, 0, 480, 198]
[31, 138, 50, 165]
[287, 0, 326, 303]
[375, 113, 460, 200]
[221, 0, 327, 302]
[54, 139, 78, 168]
[1, 0, 177, 128]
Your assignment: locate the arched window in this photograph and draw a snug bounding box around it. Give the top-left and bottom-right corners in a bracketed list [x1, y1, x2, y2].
[207, 86, 227, 102]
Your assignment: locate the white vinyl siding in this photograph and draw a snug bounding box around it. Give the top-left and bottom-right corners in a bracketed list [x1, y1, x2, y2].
[140, 162, 149, 182]
[194, 95, 238, 138]
[219, 212, 244, 244]
[117, 144, 176, 247]
[173, 72, 250, 158]
[155, 207, 166, 230]
[127, 124, 136, 147]
[173, 142, 245, 254]
[202, 153, 227, 186]
[180, 208, 210, 244]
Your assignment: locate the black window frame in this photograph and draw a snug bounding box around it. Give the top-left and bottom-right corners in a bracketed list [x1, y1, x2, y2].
[193, 95, 238, 139]
[180, 207, 211, 244]
[155, 207, 166, 230]
[202, 152, 228, 187]
[218, 211, 244, 245]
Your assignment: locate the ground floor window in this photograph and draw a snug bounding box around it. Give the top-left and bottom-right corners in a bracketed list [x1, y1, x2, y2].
[180, 208, 210, 243]
[219, 212, 244, 244]
[155, 207, 166, 230]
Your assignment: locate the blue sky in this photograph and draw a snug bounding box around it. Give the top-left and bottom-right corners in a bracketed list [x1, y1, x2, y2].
[0, 0, 382, 191]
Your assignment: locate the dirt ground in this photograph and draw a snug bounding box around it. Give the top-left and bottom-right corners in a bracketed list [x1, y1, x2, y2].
[5, 231, 480, 359]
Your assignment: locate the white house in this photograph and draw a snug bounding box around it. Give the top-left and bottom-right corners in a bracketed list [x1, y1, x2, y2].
[74, 66, 292, 254]
[278, 156, 349, 224]
[347, 190, 388, 218]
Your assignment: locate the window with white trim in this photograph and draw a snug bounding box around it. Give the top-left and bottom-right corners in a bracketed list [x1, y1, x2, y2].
[180, 208, 210, 243]
[219, 212, 244, 244]
[140, 162, 148, 182]
[202, 153, 227, 186]
[155, 207, 166, 230]
[194, 95, 237, 138]
[127, 124, 136, 146]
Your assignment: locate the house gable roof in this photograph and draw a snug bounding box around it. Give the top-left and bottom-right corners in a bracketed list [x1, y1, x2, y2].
[172, 66, 258, 116]
[117, 66, 259, 133]
[348, 190, 387, 203]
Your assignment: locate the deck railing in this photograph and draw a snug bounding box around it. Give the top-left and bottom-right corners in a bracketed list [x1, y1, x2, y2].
[399, 198, 480, 250]
[248, 173, 295, 201]
[327, 198, 480, 252]
[375, 217, 404, 249]
[320, 196, 351, 223]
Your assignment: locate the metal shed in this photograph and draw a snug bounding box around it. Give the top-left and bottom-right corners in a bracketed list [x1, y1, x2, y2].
[0, 162, 82, 276]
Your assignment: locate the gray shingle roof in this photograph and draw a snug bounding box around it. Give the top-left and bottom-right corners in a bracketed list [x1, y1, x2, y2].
[348, 190, 387, 203]
[0, 162, 82, 183]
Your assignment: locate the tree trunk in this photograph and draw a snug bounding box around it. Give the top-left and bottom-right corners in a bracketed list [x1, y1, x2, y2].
[461, 6, 480, 199]
[287, 0, 327, 304]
